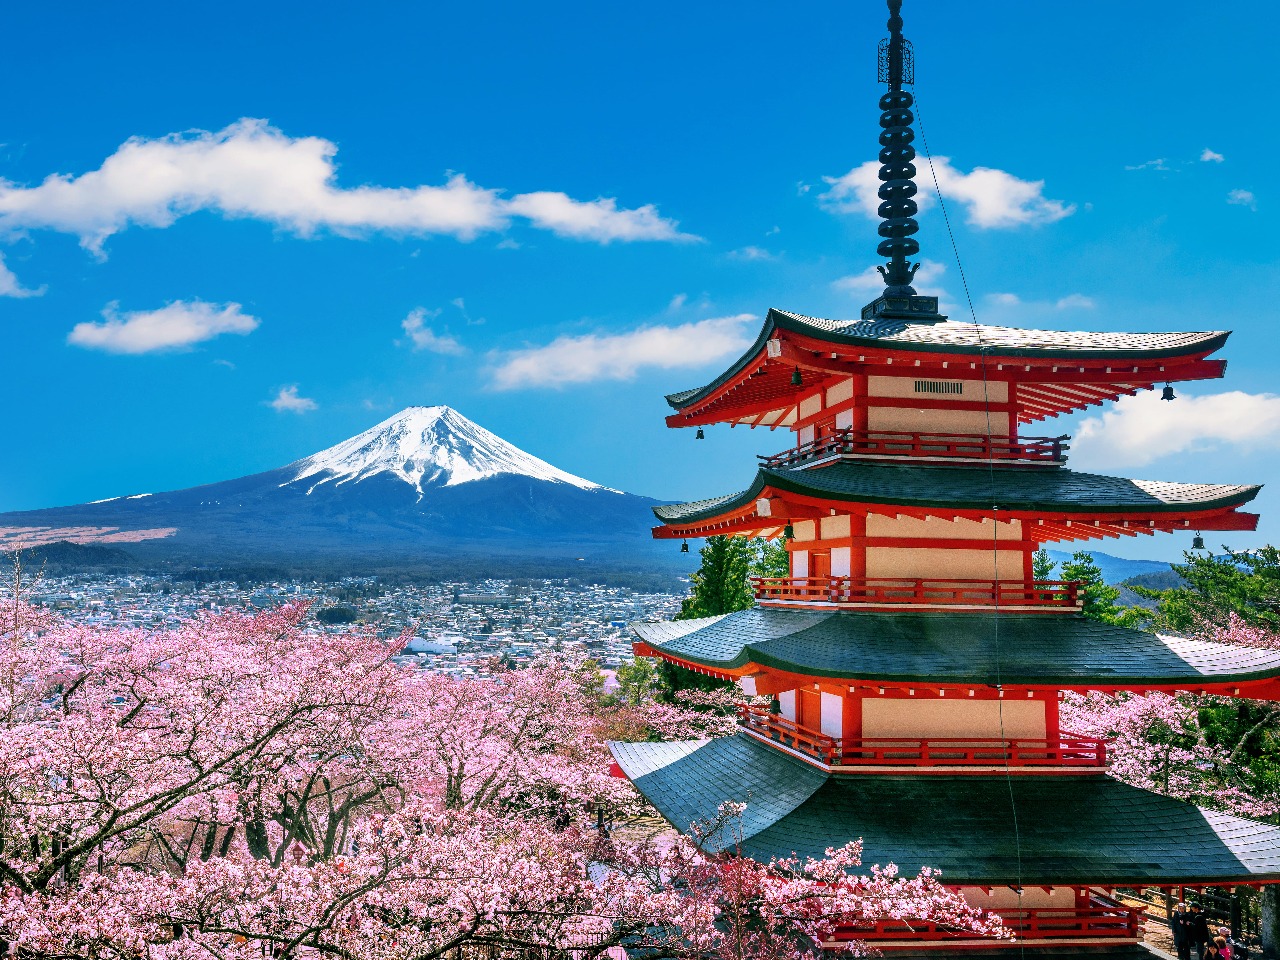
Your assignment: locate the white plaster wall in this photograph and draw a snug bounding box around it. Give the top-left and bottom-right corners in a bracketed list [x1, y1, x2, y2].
[830, 547, 851, 577]
[826, 379, 854, 406]
[792, 520, 816, 541]
[866, 514, 1022, 541]
[820, 692, 843, 738]
[798, 394, 823, 420]
[778, 690, 796, 721]
[862, 699, 1046, 739]
[866, 547, 1023, 580]
[791, 551, 809, 578]
[867, 406, 1010, 436]
[868, 376, 1008, 402]
[820, 515, 852, 539]
[835, 409, 854, 430]
[798, 424, 815, 446]
[960, 886, 1066, 910]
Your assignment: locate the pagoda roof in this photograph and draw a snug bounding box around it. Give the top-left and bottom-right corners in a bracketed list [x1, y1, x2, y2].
[665, 309, 1230, 412]
[653, 460, 1260, 527]
[631, 607, 1280, 692]
[610, 733, 1280, 885]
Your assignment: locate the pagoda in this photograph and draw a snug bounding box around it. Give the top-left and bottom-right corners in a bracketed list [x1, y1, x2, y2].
[611, 2, 1280, 953]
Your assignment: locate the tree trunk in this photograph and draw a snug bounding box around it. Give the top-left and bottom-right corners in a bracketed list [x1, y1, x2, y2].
[1260, 886, 1280, 958]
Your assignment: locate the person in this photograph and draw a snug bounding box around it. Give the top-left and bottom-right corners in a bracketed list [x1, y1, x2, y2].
[1190, 905, 1212, 960]
[1221, 926, 1250, 960]
[1216, 935, 1233, 960]
[1172, 903, 1192, 960]
[1206, 941, 1225, 960]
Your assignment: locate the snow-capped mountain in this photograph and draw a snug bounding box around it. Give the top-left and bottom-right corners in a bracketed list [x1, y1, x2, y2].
[0, 407, 670, 574]
[284, 406, 615, 496]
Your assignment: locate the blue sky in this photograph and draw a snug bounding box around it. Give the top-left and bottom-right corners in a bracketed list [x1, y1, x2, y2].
[2, 0, 1277, 562]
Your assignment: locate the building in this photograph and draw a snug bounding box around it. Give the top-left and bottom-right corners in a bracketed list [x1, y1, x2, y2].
[610, 1, 1280, 952]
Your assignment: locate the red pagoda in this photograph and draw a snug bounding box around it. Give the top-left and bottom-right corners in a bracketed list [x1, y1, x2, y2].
[611, 2, 1280, 953]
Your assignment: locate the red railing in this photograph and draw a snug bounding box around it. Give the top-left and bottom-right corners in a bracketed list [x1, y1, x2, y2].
[751, 576, 1082, 610]
[839, 899, 1141, 946]
[759, 429, 1070, 469]
[739, 706, 1107, 768]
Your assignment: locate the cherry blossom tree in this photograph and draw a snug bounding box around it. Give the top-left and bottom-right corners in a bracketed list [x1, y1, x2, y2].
[0, 590, 998, 958]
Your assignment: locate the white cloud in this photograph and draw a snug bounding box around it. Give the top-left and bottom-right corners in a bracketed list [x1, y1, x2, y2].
[821, 157, 1074, 229]
[400, 307, 465, 355]
[1071, 390, 1280, 470]
[270, 385, 317, 414]
[667, 293, 688, 311]
[503, 191, 695, 243]
[1201, 148, 1225, 163]
[1125, 158, 1170, 172]
[984, 291, 1095, 311]
[0, 252, 43, 298]
[489, 314, 756, 390]
[727, 245, 775, 261]
[832, 258, 947, 296]
[0, 118, 693, 254]
[1054, 293, 1096, 310]
[1228, 189, 1257, 210]
[67, 299, 258, 354]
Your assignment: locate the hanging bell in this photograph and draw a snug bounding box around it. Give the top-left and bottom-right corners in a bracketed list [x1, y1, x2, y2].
[783, 523, 795, 540]
[695, 427, 705, 440]
[1192, 533, 1205, 551]
[1161, 383, 1176, 401]
[791, 367, 803, 387]
[680, 539, 690, 553]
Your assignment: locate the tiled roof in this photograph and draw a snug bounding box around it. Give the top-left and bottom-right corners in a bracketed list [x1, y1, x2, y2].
[631, 607, 1280, 686]
[771, 309, 1228, 354]
[666, 309, 1230, 410]
[610, 733, 1280, 884]
[652, 460, 1260, 524]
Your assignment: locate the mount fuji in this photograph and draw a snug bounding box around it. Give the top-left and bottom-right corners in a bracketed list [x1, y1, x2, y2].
[0, 407, 674, 577]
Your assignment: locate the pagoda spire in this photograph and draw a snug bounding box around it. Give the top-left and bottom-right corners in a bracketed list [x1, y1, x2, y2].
[862, 0, 945, 324]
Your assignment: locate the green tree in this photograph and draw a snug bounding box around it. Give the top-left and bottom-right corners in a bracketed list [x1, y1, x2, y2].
[1059, 550, 1144, 627]
[676, 535, 756, 620]
[1135, 545, 1280, 631]
[750, 537, 789, 579]
[613, 655, 658, 705]
[660, 535, 780, 700]
[1032, 548, 1056, 581]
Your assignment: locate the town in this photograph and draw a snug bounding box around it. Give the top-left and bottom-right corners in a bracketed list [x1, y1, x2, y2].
[29, 572, 684, 677]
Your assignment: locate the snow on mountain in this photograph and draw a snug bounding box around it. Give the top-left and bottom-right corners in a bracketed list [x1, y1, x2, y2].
[282, 405, 618, 496]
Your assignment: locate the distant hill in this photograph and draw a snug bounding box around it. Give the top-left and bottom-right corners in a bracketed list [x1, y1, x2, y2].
[1044, 549, 1175, 585]
[3, 539, 135, 569]
[0, 406, 683, 582]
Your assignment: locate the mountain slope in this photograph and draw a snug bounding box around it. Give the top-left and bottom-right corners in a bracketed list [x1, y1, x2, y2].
[0, 407, 673, 573]
[285, 405, 615, 495]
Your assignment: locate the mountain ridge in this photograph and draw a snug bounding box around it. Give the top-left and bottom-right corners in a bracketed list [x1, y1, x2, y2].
[0, 407, 676, 575]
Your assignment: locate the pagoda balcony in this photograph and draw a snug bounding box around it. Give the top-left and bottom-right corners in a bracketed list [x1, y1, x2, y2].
[739, 705, 1108, 770]
[839, 895, 1142, 949]
[758, 429, 1070, 469]
[751, 576, 1082, 612]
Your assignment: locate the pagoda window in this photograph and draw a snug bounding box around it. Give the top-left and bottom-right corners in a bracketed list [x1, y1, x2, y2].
[777, 689, 796, 722]
[861, 698, 1047, 741]
[866, 375, 1010, 437]
[830, 547, 851, 577]
[790, 550, 808, 578]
